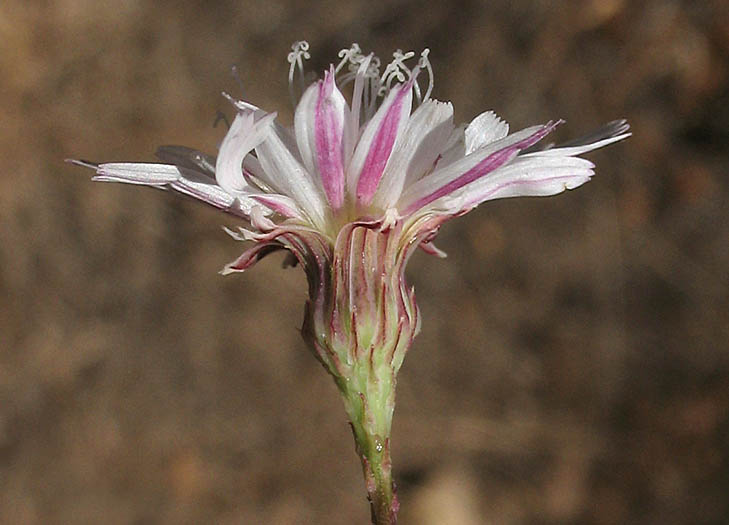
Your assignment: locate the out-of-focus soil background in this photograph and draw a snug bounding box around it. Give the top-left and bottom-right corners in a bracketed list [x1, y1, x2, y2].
[2, 1, 728, 523]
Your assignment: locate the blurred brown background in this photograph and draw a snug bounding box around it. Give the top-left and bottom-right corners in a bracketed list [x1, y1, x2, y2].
[1, 0, 728, 523]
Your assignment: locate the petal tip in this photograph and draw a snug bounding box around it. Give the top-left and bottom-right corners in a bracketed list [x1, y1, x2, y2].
[66, 158, 99, 170]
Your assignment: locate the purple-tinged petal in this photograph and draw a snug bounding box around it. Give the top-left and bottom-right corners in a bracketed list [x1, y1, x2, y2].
[221, 241, 288, 275]
[250, 194, 303, 219]
[419, 241, 447, 258]
[314, 69, 347, 208]
[400, 121, 560, 215]
[431, 155, 595, 213]
[295, 66, 348, 209]
[221, 223, 329, 275]
[464, 111, 509, 154]
[215, 111, 276, 194]
[372, 99, 454, 210]
[348, 81, 414, 206]
[521, 127, 631, 157]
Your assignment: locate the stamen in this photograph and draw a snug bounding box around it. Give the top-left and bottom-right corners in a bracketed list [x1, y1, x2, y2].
[379, 50, 415, 97]
[368, 55, 382, 76]
[336, 51, 380, 90]
[335, 43, 362, 74]
[366, 80, 380, 120]
[287, 40, 311, 105]
[335, 71, 358, 89]
[407, 65, 423, 104]
[350, 54, 374, 133]
[418, 49, 434, 102]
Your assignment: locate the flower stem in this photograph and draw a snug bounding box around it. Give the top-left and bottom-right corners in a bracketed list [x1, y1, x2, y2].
[341, 381, 399, 524]
[299, 224, 420, 522]
[358, 438, 398, 525]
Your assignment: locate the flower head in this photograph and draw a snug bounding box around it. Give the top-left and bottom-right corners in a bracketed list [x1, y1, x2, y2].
[71, 41, 629, 273]
[70, 41, 629, 524]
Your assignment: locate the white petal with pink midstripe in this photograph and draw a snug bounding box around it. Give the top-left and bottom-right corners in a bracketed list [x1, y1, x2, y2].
[250, 193, 303, 219]
[399, 122, 559, 215]
[372, 99, 454, 210]
[347, 81, 413, 206]
[295, 68, 348, 209]
[431, 155, 595, 213]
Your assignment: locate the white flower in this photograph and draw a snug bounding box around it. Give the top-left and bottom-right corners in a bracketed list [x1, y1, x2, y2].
[70, 41, 630, 273]
[70, 42, 631, 522]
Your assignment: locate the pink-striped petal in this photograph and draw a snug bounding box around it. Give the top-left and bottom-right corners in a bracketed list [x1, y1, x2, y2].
[250, 193, 303, 219]
[295, 66, 347, 209]
[348, 81, 414, 206]
[431, 155, 595, 213]
[372, 99, 454, 210]
[400, 121, 561, 215]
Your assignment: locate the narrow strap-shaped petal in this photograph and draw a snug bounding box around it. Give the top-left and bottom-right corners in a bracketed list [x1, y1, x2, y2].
[348, 80, 414, 206]
[464, 110, 509, 154]
[400, 121, 560, 215]
[372, 99, 454, 209]
[430, 155, 595, 213]
[215, 111, 276, 194]
[79, 162, 258, 218]
[295, 66, 348, 209]
[86, 162, 178, 185]
[522, 121, 631, 158]
[525, 119, 630, 155]
[255, 122, 329, 229]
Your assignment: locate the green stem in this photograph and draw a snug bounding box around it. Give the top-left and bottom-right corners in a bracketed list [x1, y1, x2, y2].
[341, 382, 399, 524]
[359, 438, 398, 525]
